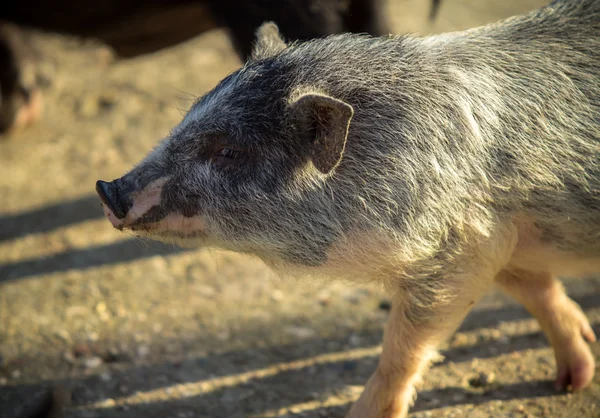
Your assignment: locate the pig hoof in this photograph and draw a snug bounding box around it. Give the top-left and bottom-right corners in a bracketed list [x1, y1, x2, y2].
[0, 87, 43, 134]
[555, 345, 595, 391]
[554, 318, 596, 391]
[13, 88, 43, 130]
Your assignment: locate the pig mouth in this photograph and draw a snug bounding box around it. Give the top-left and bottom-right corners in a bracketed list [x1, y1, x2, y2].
[128, 221, 207, 239]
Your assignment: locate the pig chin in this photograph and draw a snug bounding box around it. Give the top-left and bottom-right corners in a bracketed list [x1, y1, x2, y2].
[129, 212, 209, 242]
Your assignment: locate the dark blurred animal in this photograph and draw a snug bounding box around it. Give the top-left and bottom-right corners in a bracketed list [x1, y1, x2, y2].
[1, 0, 442, 134]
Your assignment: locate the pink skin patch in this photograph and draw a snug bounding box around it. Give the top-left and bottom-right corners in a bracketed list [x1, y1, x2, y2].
[102, 176, 206, 237]
[9, 89, 43, 131]
[102, 177, 169, 229]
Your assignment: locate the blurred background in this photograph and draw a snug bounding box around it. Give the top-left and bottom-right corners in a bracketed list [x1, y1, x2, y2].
[1, 0, 599, 417]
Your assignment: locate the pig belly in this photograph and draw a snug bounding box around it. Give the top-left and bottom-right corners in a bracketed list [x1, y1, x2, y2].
[508, 239, 600, 278]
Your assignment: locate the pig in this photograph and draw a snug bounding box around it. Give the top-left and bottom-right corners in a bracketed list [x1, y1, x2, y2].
[96, 0, 599, 416]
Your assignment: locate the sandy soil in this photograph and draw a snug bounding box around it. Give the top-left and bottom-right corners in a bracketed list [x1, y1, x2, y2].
[1, 1, 599, 417]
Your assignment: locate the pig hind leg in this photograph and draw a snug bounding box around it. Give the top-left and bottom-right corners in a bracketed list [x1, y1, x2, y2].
[495, 271, 596, 390]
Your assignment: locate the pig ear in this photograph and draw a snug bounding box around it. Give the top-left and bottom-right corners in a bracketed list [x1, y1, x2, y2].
[252, 22, 287, 60]
[290, 93, 354, 174]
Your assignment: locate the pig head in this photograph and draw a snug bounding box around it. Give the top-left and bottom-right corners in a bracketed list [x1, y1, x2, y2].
[96, 23, 356, 267]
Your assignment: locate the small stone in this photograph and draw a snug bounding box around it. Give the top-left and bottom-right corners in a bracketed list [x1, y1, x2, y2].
[55, 330, 71, 342]
[98, 398, 116, 407]
[344, 294, 360, 304]
[349, 334, 362, 346]
[10, 369, 21, 379]
[196, 285, 217, 298]
[378, 300, 392, 311]
[497, 336, 510, 344]
[538, 357, 551, 365]
[451, 393, 466, 403]
[515, 404, 525, 413]
[136, 345, 150, 358]
[283, 326, 316, 340]
[62, 351, 76, 365]
[73, 343, 92, 358]
[100, 371, 112, 382]
[317, 291, 331, 307]
[82, 356, 103, 369]
[96, 302, 107, 314]
[468, 371, 495, 388]
[87, 332, 99, 342]
[96, 302, 110, 321]
[217, 331, 231, 342]
[0, 377, 7, 385]
[451, 333, 469, 346]
[271, 289, 284, 301]
[103, 348, 121, 363]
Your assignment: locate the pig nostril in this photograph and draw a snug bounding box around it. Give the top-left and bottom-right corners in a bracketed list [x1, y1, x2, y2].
[96, 180, 126, 219]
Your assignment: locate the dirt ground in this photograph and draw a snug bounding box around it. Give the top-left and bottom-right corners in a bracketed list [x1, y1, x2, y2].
[1, 0, 599, 417]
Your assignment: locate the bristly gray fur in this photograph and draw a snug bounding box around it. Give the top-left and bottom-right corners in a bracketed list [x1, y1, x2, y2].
[113, 0, 599, 282]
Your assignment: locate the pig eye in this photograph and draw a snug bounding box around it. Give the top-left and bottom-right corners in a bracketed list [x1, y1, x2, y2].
[211, 146, 247, 166]
[214, 147, 243, 159]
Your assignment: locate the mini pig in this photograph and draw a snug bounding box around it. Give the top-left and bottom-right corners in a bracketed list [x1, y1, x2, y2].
[97, 1, 599, 416]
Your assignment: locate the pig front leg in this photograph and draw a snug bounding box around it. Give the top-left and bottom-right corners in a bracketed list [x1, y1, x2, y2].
[495, 270, 596, 390]
[346, 273, 493, 418]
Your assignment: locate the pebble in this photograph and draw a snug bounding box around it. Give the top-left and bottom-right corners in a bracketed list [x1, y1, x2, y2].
[0, 377, 7, 385]
[468, 371, 495, 388]
[196, 285, 217, 298]
[10, 369, 21, 379]
[73, 343, 92, 358]
[452, 393, 466, 403]
[100, 371, 112, 382]
[317, 291, 331, 307]
[62, 351, 76, 365]
[217, 331, 231, 342]
[136, 345, 151, 358]
[451, 333, 469, 346]
[283, 326, 316, 340]
[81, 356, 103, 369]
[55, 330, 71, 342]
[96, 302, 110, 321]
[348, 334, 362, 346]
[98, 398, 116, 407]
[497, 335, 510, 344]
[271, 289, 284, 302]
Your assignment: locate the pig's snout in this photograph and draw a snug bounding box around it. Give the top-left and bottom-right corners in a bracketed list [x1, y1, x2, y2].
[96, 180, 127, 219]
[96, 176, 171, 231]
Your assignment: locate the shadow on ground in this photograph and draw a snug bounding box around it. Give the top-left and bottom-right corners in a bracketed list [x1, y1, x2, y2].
[3, 307, 599, 418]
